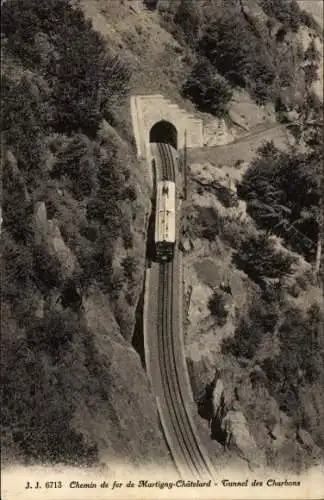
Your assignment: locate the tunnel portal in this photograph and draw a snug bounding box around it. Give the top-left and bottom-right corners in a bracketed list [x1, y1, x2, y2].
[149, 120, 177, 149]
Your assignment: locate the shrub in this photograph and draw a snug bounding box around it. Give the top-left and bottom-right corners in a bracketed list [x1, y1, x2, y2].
[33, 244, 62, 291]
[51, 135, 99, 200]
[143, 0, 159, 10]
[261, 304, 324, 423]
[196, 3, 303, 104]
[208, 292, 228, 326]
[174, 0, 204, 48]
[222, 292, 280, 359]
[259, 0, 314, 33]
[122, 256, 138, 282]
[182, 59, 233, 117]
[1, 76, 50, 187]
[194, 207, 221, 241]
[1, 234, 35, 303]
[233, 232, 296, 284]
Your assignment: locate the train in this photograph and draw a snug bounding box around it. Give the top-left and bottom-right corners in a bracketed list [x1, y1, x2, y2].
[154, 180, 176, 262]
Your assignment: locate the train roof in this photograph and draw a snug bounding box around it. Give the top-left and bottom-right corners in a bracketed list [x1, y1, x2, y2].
[154, 181, 176, 243]
[156, 181, 176, 213]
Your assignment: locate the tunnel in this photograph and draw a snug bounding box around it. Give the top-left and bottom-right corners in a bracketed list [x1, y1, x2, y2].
[149, 120, 177, 149]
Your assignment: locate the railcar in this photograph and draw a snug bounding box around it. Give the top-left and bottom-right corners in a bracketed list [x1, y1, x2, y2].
[154, 180, 176, 261]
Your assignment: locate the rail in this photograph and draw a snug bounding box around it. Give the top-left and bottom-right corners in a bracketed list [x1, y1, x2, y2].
[155, 142, 215, 480]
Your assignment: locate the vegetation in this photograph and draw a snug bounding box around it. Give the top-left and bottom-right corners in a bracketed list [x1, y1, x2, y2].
[174, 0, 204, 49]
[222, 290, 281, 359]
[1, 0, 130, 137]
[182, 59, 233, 117]
[1, 0, 138, 465]
[261, 304, 324, 441]
[237, 141, 322, 262]
[159, 0, 318, 109]
[259, 0, 319, 33]
[233, 232, 296, 284]
[208, 292, 228, 326]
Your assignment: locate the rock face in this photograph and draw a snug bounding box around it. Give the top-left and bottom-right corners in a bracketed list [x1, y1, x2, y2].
[34, 201, 76, 280]
[69, 292, 170, 466]
[196, 369, 265, 469]
[221, 407, 263, 469]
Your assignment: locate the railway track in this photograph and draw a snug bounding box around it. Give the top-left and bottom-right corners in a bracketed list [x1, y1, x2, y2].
[156, 142, 215, 480]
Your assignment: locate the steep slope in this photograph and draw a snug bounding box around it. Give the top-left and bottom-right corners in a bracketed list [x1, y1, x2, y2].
[1, 0, 322, 476]
[1, 0, 170, 469]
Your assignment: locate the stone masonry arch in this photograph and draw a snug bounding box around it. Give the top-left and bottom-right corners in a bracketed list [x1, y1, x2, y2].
[149, 120, 177, 149]
[131, 95, 203, 158]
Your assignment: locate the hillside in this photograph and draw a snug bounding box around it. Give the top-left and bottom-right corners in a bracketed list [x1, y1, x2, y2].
[1, 0, 170, 469]
[1, 0, 323, 477]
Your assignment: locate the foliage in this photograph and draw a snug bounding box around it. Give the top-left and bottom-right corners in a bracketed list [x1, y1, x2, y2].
[143, 0, 159, 9]
[1, 0, 131, 136]
[237, 141, 321, 260]
[1, 0, 137, 466]
[194, 207, 221, 241]
[1, 311, 98, 465]
[122, 256, 138, 282]
[233, 232, 296, 284]
[174, 0, 204, 48]
[208, 292, 228, 326]
[198, 12, 278, 104]
[262, 304, 324, 418]
[259, 0, 318, 33]
[222, 292, 280, 359]
[1, 76, 50, 187]
[51, 135, 100, 200]
[162, 0, 311, 108]
[182, 59, 233, 117]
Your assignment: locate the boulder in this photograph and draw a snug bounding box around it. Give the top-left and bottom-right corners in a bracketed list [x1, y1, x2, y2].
[221, 407, 264, 468]
[187, 356, 215, 402]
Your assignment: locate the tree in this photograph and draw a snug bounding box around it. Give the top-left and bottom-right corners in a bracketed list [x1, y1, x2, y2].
[238, 142, 321, 261]
[2, 0, 131, 137]
[259, 0, 306, 33]
[303, 40, 321, 86]
[174, 0, 204, 48]
[182, 59, 233, 117]
[1, 75, 50, 186]
[233, 232, 296, 284]
[199, 16, 249, 87]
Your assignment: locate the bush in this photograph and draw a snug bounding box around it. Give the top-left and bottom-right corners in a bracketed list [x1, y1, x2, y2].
[143, 0, 159, 10]
[51, 135, 99, 200]
[1, 0, 137, 468]
[208, 292, 228, 326]
[174, 0, 203, 48]
[200, 209, 220, 240]
[33, 244, 62, 291]
[122, 256, 138, 282]
[233, 232, 296, 284]
[261, 304, 324, 421]
[196, 3, 304, 104]
[1, 76, 50, 187]
[259, 0, 314, 33]
[1, 234, 35, 304]
[222, 292, 280, 359]
[182, 59, 233, 117]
